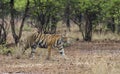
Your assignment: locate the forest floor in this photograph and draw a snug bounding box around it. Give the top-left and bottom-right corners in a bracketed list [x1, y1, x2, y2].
[0, 41, 120, 74]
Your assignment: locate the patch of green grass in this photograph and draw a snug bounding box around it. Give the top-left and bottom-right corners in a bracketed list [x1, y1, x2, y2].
[0, 45, 15, 56]
[63, 43, 71, 47]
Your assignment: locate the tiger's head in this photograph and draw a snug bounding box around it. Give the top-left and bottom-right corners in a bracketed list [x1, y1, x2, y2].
[55, 32, 70, 57]
[61, 30, 70, 45]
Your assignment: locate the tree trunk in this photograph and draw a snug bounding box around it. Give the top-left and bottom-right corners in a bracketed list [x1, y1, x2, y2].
[111, 17, 115, 33]
[66, 17, 70, 32]
[18, 0, 30, 39]
[0, 2, 7, 44]
[10, 0, 29, 44]
[0, 19, 7, 44]
[107, 17, 115, 33]
[10, 0, 19, 44]
[84, 12, 93, 41]
[0, 25, 1, 38]
[65, 1, 71, 32]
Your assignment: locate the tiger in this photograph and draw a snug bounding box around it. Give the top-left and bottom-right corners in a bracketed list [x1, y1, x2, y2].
[19, 31, 68, 60]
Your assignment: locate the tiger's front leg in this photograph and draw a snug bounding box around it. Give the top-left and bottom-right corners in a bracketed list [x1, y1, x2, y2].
[46, 46, 51, 60]
[30, 44, 37, 59]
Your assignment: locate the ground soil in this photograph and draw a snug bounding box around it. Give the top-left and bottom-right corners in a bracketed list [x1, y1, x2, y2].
[0, 41, 120, 74]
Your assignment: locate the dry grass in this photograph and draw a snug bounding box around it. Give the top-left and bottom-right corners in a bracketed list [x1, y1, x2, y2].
[1, 41, 120, 74]
[93, 32, 120, 41]
[1, 22, 120, 73]
[57, 22, 120, 42]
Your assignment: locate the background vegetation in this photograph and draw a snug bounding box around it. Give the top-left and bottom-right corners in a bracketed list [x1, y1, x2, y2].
[1, 0, 120, 73]
[0, 0, 120, 44]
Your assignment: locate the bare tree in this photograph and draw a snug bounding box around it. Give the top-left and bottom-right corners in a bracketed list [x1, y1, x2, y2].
[10, 0, 30, 44]
[0, 24, 6, 44]
[0, 1, 8, 44]
[84, 12, 93, 41]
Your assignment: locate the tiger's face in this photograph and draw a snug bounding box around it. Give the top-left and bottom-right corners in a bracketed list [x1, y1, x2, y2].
[53, 35, 70, 56]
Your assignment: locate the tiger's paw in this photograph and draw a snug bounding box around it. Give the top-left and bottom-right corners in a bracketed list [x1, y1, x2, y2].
[63, 55, 69, 60]
[29, 55, 36, 60]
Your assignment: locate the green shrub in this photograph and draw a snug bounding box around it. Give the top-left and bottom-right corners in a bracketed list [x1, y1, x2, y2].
[0, 45, 14, 56]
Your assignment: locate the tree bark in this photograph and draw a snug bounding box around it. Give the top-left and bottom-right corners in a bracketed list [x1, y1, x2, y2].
[19, 0, 30, 39]
[84, 12, 93, 41]
[0, 19, 7, 44]
[111, 17, 115, 33]
[65, 1, 71, 32]
[10, 0, 29, 44]
[10, 0, 19, 44]
[0, 1, 7, 44]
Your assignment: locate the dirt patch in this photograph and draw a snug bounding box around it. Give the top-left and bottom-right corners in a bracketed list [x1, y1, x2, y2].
[0, 41, 120, 74]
